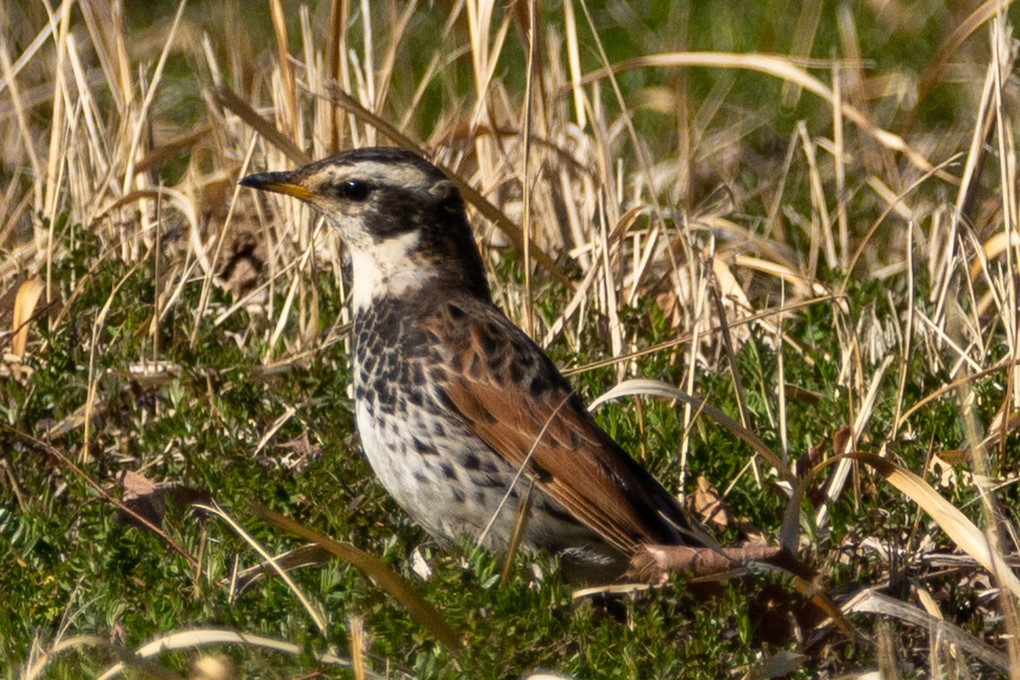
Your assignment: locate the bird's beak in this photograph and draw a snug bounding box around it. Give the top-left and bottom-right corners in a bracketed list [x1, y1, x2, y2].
[239, 170, 313, 201]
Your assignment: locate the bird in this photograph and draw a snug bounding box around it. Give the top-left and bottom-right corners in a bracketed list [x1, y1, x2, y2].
[240, 146, 699, 581]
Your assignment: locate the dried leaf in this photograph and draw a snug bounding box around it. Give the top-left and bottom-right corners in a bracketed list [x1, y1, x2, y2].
[117, 470, 212, 531]
[217, 231, 266, 297]
[851, 453, 1020, 599]
[844, 588, 1009, 674]
[692, 476, 732, 528]
[10, 277, 44, 379]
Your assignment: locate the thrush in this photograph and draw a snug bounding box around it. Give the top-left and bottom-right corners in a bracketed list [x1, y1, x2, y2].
[240, 147, 698, 580]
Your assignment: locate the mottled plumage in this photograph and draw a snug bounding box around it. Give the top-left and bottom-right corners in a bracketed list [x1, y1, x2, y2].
[240, 147, 697, 580]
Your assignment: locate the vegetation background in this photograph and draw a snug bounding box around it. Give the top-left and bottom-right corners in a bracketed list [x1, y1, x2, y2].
[2, 0, 1020, 677]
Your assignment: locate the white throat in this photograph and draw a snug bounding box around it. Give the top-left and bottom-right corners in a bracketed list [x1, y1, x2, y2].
[348, 231, 431, 311]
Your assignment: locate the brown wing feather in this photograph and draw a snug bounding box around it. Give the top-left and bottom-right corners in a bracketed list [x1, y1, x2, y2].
[423, 296, 691, 557]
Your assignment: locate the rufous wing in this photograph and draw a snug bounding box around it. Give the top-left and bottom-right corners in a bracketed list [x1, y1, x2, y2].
[426, 298, 689, 556]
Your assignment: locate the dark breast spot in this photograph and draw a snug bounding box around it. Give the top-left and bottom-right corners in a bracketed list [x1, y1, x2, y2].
[373, 378, 391, 402]
[412, 437, 439, 456]
[478, 474, 506, 488]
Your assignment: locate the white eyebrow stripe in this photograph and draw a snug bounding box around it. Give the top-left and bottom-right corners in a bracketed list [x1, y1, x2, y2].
[336, 161, 434, 189]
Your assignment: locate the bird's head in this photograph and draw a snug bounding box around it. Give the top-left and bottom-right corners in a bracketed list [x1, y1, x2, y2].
[240, 147, 490, 310]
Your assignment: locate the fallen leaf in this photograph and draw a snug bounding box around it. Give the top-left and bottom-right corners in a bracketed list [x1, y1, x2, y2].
[10, 277, 44, 379]
[117, 470, 212, 531]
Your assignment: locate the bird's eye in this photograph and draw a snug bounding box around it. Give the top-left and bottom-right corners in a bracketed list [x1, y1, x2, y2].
[337, 180, 371, 201]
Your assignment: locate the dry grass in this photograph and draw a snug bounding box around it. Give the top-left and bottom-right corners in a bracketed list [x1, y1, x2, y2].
[3, 1, 1020, 678]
